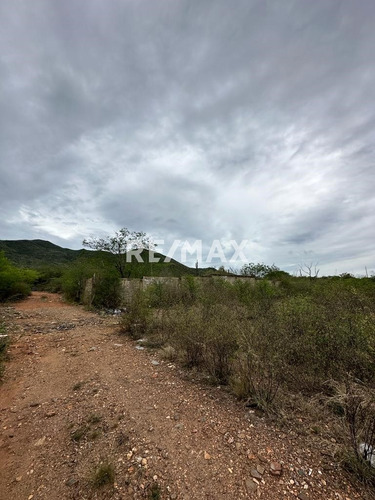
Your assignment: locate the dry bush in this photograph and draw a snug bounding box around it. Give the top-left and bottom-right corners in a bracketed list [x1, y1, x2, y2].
[120, 289, 150, 339]
[327, 378, 375, 485]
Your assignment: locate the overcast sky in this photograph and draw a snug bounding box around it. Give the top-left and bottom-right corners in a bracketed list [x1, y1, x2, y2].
[1, 0, 374, 275]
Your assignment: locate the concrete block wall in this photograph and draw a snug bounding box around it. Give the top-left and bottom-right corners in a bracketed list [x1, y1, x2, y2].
[83, 275, 256, 306]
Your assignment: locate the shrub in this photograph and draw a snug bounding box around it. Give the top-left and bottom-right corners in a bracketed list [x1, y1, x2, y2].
[201, 304, 240, 383]
[232, 311, 287, 410]
[165, 305, 206, 368]
[61, 261, 95, 303]
[124, 274, 375, 420]
[120, 289, 150, 339]
[91, 271, 121, 309]
[33, 265, 64, 292]
[329, 379, 375, 486]
[147, 280, 182, 308]
[91, 461, 115, 488]
[0, 251, 38, 302]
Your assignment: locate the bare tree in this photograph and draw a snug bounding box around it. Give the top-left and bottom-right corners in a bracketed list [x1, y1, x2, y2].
[298, 262, 320, 279]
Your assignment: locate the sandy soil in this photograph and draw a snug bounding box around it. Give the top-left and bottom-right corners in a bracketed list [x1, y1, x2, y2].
[0, 292, 365, 499]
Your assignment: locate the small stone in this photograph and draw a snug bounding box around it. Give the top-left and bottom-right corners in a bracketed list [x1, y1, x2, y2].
[15, 476, 22, 482]
[250, 468, 262, 480]
[29, 402, 39, 408]
[35, 436, 46, 446]
[270, 462, 282, 476]
[204, 451, 211, 460]
[65, 478, 78, 487]
[88, 346, 97, 352]
[45, 411, 56, 418]
[245, 478, 258, 493]
[151, 360, 160, 366]
[28, 496, 33, 500]
[141, 458, 147, 466]
[256, 465, 265, 475]
[298, 493, 309, 500]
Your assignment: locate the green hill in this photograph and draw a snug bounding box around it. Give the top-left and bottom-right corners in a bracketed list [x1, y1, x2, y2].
[0, 239, 197, 277]
[0, 239, 87, 268]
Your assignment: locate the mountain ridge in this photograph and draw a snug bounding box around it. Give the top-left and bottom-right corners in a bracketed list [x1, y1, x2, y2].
[0, 239, 203, 277]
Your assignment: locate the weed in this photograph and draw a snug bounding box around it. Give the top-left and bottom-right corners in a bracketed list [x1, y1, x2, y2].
[148, 481, 161, 500]
[342, 450, 375, 487]
[120, 289, 149, 339]
[87, 414, 102, 424]
[116, 431, 129, 446]
[91, 461, 115, 488]
[72, 381, 84, 391]
[88, 430, 101, 440]
[159, 345, 177, 362]
[71, 426, 88, 442]
[327, 378, 375, 485]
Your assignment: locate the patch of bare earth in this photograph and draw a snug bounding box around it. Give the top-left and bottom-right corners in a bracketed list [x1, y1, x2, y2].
[0, 292, 364, 499]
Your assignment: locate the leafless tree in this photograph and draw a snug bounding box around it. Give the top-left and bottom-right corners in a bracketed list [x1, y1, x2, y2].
[298, 262, 320, 279]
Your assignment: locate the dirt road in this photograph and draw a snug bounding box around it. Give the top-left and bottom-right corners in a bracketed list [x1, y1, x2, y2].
[0, 293, 363, 499]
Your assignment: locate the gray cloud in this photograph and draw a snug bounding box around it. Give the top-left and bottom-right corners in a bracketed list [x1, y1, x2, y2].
[1, 0, 374, 274]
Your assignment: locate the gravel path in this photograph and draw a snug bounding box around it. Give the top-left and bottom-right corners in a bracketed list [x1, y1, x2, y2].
[0, 292, 364, 499]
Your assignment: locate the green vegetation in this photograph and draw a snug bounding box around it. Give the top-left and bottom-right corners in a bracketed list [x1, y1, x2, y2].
[83, 227, 154, 278]
[87, 414, 102, 424]
[240, 261, 289, 279]
[0, 239, 84, 268]
[0, 238, 205, 306]
[91, 461, 115, 488]
[120, 273, 375, 484]
[148, 482, 162, 500]
[329, 378, 375, 486]
[0, 251, 38, 301]
[72, 381, 85, 391]
[71, 426, 88, 442]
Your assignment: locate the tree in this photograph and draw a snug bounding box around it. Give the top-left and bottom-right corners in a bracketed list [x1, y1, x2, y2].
[298, 262, 320, 280]
[240, 262, 283, 279]
[82, 228, 154, 278]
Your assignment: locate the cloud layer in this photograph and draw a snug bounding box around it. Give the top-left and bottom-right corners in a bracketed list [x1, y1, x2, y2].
[1, 0, 375, 274]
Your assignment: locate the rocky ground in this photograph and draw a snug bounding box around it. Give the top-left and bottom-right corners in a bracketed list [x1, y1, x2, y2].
[0, 292, 367, 499]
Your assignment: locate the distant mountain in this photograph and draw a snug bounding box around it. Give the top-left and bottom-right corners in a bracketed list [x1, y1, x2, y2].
[0, 239, 85, 267]
[0, 239, 198, 277]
